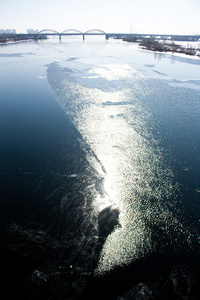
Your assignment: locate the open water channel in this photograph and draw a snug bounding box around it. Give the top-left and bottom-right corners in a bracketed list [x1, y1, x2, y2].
[0, 37, 200, 299]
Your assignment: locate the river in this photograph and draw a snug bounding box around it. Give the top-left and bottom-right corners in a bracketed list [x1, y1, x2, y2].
[0, 36, 200, 299]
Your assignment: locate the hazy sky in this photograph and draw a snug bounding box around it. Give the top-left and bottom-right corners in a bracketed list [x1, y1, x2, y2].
[0, 0, 199, 34]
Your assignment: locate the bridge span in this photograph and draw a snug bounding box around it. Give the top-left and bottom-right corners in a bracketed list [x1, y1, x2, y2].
[37, 29, 107, 41]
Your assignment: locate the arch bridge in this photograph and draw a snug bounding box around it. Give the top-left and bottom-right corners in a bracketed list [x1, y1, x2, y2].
[37, 29, 107, 41]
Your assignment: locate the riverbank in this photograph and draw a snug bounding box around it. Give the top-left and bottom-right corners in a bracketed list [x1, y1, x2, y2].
[140, 39, 200, 57]
[123, 36, 200, 58]
[0, 34, 46, 44]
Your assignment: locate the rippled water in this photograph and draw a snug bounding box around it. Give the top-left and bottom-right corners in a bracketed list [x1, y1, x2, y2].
[46, 41, 200, 274]
[1, 37, 200, 298]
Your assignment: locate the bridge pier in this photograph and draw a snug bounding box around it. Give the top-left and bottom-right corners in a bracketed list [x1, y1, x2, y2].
[83, 34, 85, 41]
[59, 35, 61, 42]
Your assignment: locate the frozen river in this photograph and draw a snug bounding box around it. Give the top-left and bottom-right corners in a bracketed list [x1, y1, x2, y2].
[0, 37, 200, 299]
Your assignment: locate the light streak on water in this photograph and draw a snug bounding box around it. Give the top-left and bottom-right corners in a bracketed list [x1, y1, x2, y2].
[47, 55, 200, 275]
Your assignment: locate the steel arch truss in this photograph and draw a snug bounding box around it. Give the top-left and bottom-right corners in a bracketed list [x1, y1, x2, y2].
[37, 29, 60, 35]
[61, 29, 83, 35]
[84, 29, 106, 36]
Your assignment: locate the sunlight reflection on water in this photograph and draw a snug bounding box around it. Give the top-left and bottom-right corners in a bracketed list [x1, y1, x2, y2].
[47, 55, 199, 275]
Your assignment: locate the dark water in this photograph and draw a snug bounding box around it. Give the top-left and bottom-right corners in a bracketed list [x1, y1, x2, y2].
[0, 37, 200, 299]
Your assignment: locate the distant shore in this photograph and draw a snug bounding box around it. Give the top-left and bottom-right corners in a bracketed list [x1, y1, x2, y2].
[123, 36, 200, 58]
[0, 34, 47, 44]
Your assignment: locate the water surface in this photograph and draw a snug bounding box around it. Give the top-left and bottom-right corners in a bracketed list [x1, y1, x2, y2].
[0, 37, 200, 299]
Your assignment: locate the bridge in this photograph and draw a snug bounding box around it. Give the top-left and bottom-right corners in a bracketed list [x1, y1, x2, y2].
[36, 29, 200, 42]
[37, 29, 107, 41]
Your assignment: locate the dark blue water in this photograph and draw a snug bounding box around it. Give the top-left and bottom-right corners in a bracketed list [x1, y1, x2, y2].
[0, 38, 200, 299]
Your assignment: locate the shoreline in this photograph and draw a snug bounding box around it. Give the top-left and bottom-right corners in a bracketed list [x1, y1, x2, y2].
[140, 45, 200, 59]
[0, 39, 35, 46]
[123, 37, 200, 59]
[138, 44, 200, 61]
[0, 34, 46, 45]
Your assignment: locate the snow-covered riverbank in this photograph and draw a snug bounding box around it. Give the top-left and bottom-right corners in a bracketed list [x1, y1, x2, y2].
[139, 39, 200, 58]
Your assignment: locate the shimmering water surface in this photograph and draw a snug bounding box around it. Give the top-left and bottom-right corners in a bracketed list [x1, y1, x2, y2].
[0, 37, 200, 298]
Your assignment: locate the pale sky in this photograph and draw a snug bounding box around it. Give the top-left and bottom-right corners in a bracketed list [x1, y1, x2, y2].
[0, 0, 199, 35]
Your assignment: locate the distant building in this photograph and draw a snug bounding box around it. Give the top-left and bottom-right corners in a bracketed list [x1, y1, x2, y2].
[27, 28, 38, 34]
[0, 29, 16, 34]
[0, 29, 12, 34]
